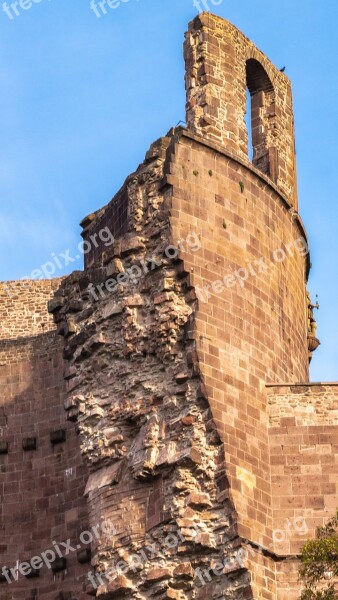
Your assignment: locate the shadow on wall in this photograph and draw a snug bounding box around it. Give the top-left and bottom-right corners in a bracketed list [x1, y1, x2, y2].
[0, 330, 90, 599]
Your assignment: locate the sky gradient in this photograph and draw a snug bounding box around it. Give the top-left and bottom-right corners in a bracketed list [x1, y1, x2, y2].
[0, 0, 337, 381]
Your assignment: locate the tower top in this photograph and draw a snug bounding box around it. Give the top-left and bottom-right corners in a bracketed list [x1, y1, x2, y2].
[184, 12, 298, 208]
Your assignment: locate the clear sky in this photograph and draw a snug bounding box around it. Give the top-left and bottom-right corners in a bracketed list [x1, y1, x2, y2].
[0, 0, 337, 382]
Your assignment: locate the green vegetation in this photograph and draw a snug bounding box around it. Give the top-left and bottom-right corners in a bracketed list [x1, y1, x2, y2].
[299, 511, 338, 599]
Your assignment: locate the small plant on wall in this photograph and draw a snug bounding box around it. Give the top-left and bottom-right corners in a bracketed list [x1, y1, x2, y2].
[299, 510, 338, 599]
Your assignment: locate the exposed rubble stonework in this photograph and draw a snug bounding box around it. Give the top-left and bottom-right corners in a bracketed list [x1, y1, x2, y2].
[48, 132, 252, 599]
[1, 12, 337, 600]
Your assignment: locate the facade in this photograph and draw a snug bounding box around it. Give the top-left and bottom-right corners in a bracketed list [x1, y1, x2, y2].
[0, 12, 337, 600]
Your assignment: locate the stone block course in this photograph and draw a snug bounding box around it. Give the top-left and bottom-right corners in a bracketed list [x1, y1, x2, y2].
[0, 281, 90, 599]
[0, 11, 337, 600]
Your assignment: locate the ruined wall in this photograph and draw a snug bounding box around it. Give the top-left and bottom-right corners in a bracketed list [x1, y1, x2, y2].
[49, 136, 253, 599]
[47, 127, 329, 600]
[2, 11, 337, 600]
[0, 279, 64, 339]
[0, 280, 90, 600]
[48, 122, 324, 600]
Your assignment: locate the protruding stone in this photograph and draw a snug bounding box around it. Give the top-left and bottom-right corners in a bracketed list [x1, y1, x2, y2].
[186, 492, 212, 509]
[84, 462, 124, 496]
[97, 575, 133, 597]
[48, 296, 64, 313]
[173, 562, 194, 578]
[145, 567, 172, 582]
[102, 302, 124, 319]
[121, 236, 145, 256]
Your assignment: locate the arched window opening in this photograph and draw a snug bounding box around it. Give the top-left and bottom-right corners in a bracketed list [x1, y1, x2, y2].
[246, 59, 276, 179]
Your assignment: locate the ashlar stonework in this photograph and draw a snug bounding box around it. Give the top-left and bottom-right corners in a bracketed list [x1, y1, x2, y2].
[1, 12, 337, 600]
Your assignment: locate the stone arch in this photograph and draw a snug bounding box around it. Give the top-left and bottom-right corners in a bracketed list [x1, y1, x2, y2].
[246, 58, 277, 179]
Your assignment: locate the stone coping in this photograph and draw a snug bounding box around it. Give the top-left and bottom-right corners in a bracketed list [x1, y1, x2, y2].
[266, 382, 338, 387]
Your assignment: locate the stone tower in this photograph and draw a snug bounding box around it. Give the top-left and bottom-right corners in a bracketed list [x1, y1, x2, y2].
[0, 12, 337, 600]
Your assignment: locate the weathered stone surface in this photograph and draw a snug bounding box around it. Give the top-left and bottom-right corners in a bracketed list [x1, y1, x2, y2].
[97, 575, 134, 597]
[84, 462, 125, 496]
[145, 567, 172, 582]
[49, 123, 250, 599]
[184, 13, 298, 207]
[0, 279, 90, 599]
[1, 12, 337, 600]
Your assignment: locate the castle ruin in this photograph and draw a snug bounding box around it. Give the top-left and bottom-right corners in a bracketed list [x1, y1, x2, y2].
[0, 12, 337, 600]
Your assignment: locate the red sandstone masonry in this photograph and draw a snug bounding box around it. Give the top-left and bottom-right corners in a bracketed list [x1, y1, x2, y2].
[167, 130, 309, 549]
[49, 134, 253, 600]
[1, 12, 337, 600]
[0, 281, 90, 600]
[267, 383, 338, 554]
[184, 13, 298, 208]
[47, 121, 322, 599]
[0, 279, 63, 340]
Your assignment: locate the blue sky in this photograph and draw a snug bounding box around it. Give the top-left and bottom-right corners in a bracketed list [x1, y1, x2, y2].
[0, 0, 337, 381]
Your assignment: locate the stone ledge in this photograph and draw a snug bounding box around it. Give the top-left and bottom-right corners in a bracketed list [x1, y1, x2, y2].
[266, 382, 338, 388]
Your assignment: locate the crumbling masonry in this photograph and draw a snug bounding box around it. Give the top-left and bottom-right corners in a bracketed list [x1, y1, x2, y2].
[1, 12, 337, 600]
